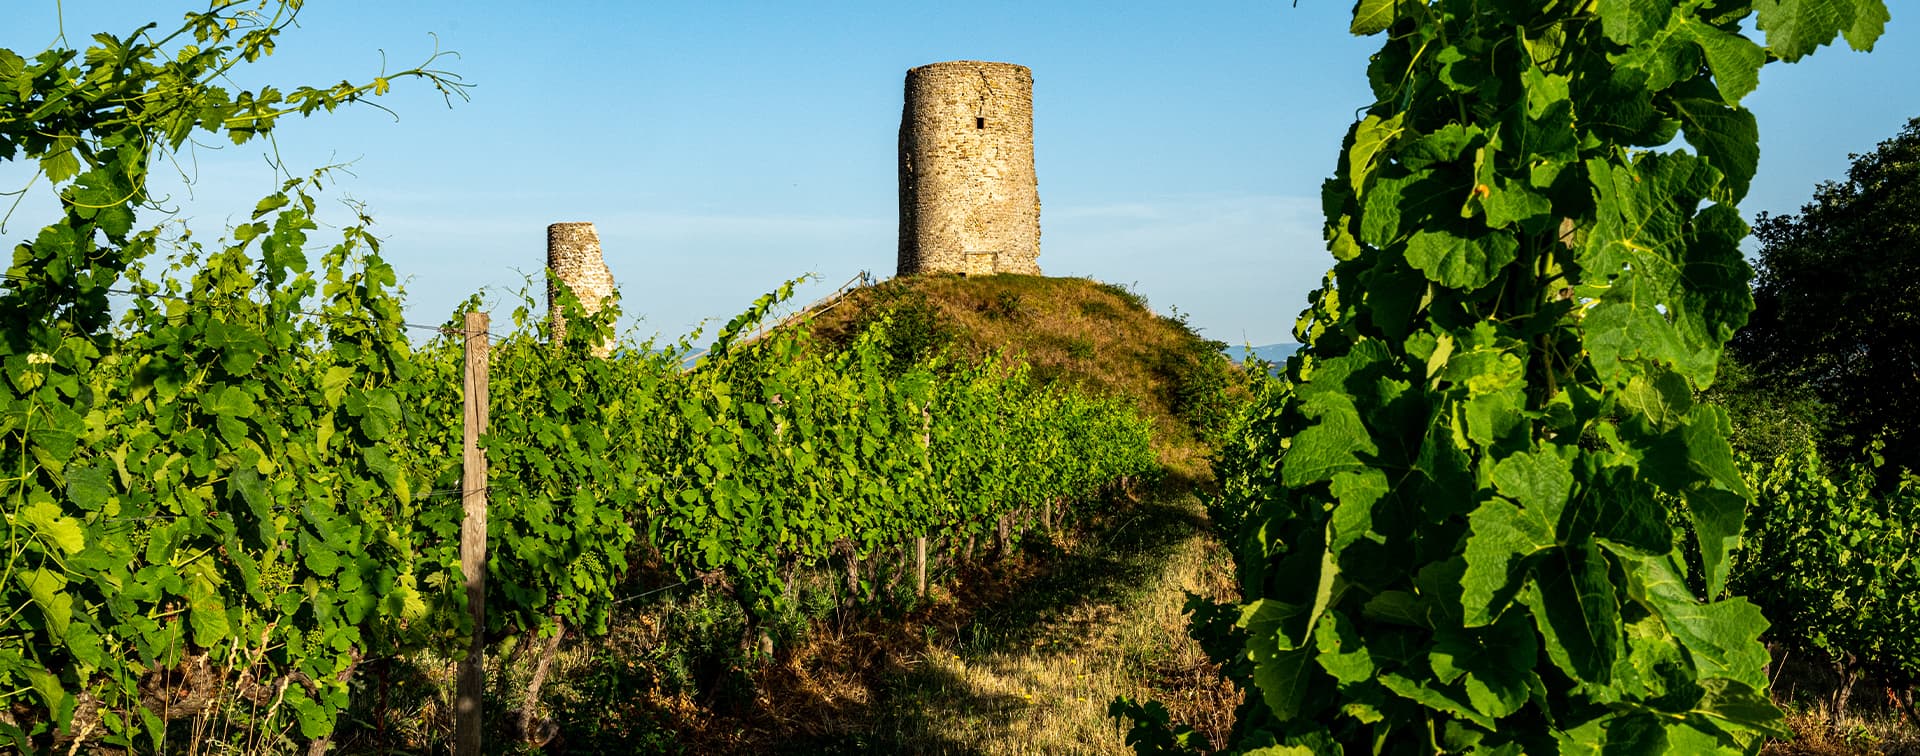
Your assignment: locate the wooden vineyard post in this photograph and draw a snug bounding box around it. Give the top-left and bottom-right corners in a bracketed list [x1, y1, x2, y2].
[456, 312, 490, 756]
[915, 535, 927, 597]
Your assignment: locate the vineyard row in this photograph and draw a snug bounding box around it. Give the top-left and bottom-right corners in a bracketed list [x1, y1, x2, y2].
[0, 196, 1157, 750]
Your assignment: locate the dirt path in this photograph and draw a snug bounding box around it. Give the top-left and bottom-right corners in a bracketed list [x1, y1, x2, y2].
[818, 486, 1240, 754]
[514, 482, 1241, 754]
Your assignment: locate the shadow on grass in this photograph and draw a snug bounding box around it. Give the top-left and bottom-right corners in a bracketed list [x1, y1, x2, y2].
[768, 489, 1212, 754]
[763, 661, 1008, 755]
[513, 484, 1214, 754]
[960, 495, 1208, 649]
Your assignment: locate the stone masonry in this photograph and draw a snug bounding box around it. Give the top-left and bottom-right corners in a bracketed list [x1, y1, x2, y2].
[547, 222, 614, 356]
[897, 61, 1041, 277]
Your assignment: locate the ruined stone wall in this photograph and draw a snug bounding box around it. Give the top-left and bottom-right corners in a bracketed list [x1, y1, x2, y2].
[547, 222, 614, 356]
[898, 61, 1041, 277]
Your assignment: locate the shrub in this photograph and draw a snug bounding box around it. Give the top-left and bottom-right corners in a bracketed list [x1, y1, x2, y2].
[1735, 443, 1920, 690]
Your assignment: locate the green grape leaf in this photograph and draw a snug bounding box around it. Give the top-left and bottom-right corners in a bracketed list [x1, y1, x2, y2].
[1671, 97, 1760, 201]
[1357, 256, 1430, 342]
[19, 568, 72, 637]
[1463, 391, 1523, 446]
[1329, 468, 1388, 551]
[1754, 0, 1889, 61]
[1413, 423, 1477, 519]
[1669, 405, 1752, 598]
[40, 150, 81, 183]
[1482, 180, 1551, 230]
[23, 500, 86, 554]
[24, 665, 69, 726]
[1252, 644, 1319, 722]
[346, 388, 401, 440]
[1314, 611, 1376, 684]
[1562, 713, 1672, 754]
[0, 48, 28, 100]
[1363, 590, 1431, 628]
[30, 426, 79, 472]
[1431, 617, 1537, 720]
[1598, 0, 1672, 45]
[1610, 10, 1763, 104]
[202, 385, 258, 418]
[190, 596, 231, 647]
[1284, 356, 1380, 487]
[1442, 334, 1525, 398]
[1687, 487, 1747, 599]
[66, 463, 113, 511]
[1404, 228, 1517, 291]
[1524, 542, 1620, 684]
[303, 539, 342, 577]
[1360, 174, 1411, 247]
[1686, 23, 1766, 103]
[1692, 678, 1793, 738]
[1618, 368, 1695, 429]
[230, 467, 277, 543]
[1619, 550, 1774, 690]
[1350, 0, 1402, 36]
[1839, 0, 1891, 49]
[1491, 447, 1574, 519]
[1348, 113, 1405, 196]
[1400, 123, 1479, 170]
[64, 623, 105, 669]
[322, 365, 353, 405]
[1579, 153, 1745, 386]
[1461, 498, 1556, 627]
[1379, 671, 1493, 729]
[1613, 614, 1689, 703]
[284, 685, 337, 738]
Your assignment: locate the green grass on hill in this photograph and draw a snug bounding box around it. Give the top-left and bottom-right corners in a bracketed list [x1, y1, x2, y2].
[809, 273, 1242, 470]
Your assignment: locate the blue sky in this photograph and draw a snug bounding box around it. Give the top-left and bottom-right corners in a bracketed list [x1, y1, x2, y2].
[3, 2, 1916, 346]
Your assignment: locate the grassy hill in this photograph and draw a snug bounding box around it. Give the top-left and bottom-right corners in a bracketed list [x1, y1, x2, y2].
[806, 273, 1242, 470]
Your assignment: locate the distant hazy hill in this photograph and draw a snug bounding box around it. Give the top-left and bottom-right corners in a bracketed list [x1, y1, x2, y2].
[1225, 343, 1299, 365]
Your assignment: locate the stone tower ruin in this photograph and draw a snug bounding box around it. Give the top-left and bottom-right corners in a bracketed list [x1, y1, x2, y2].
[547, 221, 614, 356]
[897, 61, 1041, 277]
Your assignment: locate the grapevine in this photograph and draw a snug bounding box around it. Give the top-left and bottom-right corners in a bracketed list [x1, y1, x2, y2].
[1, 6, 1158, 750]
[1135, 1, 1892, 753]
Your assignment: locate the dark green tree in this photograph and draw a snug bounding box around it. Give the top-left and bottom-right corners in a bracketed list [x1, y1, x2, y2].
[1733, 117, 1920, 473]
[1698, 355, 1832, 461]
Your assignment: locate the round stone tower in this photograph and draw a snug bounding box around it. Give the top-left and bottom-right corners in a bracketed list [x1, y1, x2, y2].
[897, 61, 1041, 277]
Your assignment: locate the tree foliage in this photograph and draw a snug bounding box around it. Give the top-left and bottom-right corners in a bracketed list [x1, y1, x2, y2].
[1735, 442, 1920, 689]
[1698, 355, 1831, 462]
[0, 0, 465, 348]
[1121, 1, 1889, 753]
[0, 3, 465, 748]
[1734, 116, 1920, 474]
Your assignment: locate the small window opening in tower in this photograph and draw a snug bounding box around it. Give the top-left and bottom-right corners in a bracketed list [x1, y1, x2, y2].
[976, 117, 986, 129]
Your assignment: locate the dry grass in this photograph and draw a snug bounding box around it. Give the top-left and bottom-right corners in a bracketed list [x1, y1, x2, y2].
[1762, 652, 1920, 756]
[1766, 704, 1920, 755]
[846, 482, 1240, 754]
[1761, 699, 1920, 755]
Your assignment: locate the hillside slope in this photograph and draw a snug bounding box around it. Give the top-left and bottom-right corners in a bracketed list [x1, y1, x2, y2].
[808, 273, 1240, 468]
